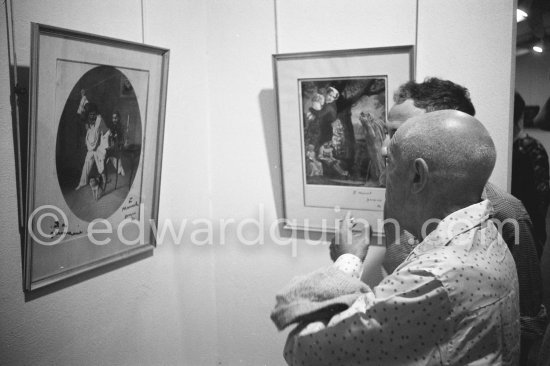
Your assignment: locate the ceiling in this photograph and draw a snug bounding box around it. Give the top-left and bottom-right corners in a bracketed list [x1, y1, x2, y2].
[517, 0, 550, 55]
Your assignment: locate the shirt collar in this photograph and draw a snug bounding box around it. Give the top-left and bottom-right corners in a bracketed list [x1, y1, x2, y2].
[413, 200, 493, 253]
[481, 186, 488, 200]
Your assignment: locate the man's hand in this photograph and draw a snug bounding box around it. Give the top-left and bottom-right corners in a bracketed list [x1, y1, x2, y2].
[329, 212, 370, 262]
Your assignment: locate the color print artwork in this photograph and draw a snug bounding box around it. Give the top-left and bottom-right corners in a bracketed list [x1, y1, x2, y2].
[301, 77, 387, 187]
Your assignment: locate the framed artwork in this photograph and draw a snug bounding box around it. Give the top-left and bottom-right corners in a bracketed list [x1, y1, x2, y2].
[24, 23, 169, 291]
[273, 46, 414, 232]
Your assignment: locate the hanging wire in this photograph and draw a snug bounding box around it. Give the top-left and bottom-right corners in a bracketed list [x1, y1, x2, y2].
[273, 0, 279, 54]
[141, 0, 145, 43]
[4, 0, 25, 229]
[414, 0, 419, 81]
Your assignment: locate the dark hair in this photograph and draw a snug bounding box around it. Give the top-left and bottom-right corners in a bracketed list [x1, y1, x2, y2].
[85, 102, 99, 115]
[514, 92, 525, 126]
[394, 77, 476, 116]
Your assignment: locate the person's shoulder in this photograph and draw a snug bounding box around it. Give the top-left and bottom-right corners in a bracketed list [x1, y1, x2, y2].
[520, 134, 548, 153]
[485, 181, 519, 203]
[530, 136, 548, 153]
[97, 115, 109, 128]
[484, 182, 530, 220]
[522, 133, 541, 143]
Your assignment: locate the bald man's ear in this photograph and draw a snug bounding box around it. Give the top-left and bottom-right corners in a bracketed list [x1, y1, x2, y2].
[411, 158, 429, 194]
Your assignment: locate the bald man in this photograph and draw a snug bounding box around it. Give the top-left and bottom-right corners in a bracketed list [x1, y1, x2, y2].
[381, 78, 543, 364]
[271, 111, 520, 365]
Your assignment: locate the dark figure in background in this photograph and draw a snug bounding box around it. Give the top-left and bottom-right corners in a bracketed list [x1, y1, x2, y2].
[106, 111, 126, 177]
[109, 111, 125, 149]
[512, 92, 550, 258]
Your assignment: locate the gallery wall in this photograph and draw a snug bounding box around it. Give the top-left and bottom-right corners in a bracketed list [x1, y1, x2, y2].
[0, 0, 515, 365]
[417, 0, 516, 189]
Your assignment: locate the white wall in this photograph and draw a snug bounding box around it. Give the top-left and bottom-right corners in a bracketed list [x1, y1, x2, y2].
[0, 0, 515, 365]
[416, 0, 516, 190]
[276, 0, 416, 53]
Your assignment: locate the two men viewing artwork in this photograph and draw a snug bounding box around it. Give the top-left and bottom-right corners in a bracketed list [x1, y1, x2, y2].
[273, 77, 549, 365]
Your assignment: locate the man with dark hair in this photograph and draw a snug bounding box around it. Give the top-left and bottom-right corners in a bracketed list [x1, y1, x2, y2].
[395, 77, 475, 112]
[386, 77, 475, 137]
[105, 111, 126, 177]
[272, 111, 520, 365]
[381, 79, 545, 364]
[512, 92, 549, 257]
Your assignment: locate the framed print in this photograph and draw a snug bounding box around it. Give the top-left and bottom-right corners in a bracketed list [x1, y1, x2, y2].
[24, 23, 169, 291]
[273, 46, 414, 232]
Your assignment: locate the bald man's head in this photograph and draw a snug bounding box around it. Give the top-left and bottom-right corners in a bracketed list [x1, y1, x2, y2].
[385, 110, 496, 236]
[395, 110, 495, 188]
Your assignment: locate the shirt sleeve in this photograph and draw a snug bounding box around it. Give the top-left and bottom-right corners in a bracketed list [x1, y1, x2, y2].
[528, 141, 550, 198]
[510, 215, 546, 335]
[531, 143, 550, 231]
[77, 95, 88, 116]
[498, 208, 543, 312]
[98, 115, 109, 134]
[333, 254, 363, 278]
[283, 268, 453, 366]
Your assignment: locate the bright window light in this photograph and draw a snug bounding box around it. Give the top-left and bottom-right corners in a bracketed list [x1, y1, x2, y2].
[517, 9, 528, 22]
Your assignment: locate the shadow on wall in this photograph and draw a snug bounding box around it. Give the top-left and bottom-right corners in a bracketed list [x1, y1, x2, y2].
[258, 88, 324, 243]
[10, 66, 29, 277]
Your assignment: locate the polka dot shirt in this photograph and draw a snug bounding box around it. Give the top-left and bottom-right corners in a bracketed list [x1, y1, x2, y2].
[282, 200, 520, 365]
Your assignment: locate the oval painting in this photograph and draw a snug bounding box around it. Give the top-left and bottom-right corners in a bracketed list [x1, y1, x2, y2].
[56, 65, 142, 222]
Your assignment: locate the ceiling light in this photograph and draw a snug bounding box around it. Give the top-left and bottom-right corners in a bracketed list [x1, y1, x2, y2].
[517, 8, 528, 22]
